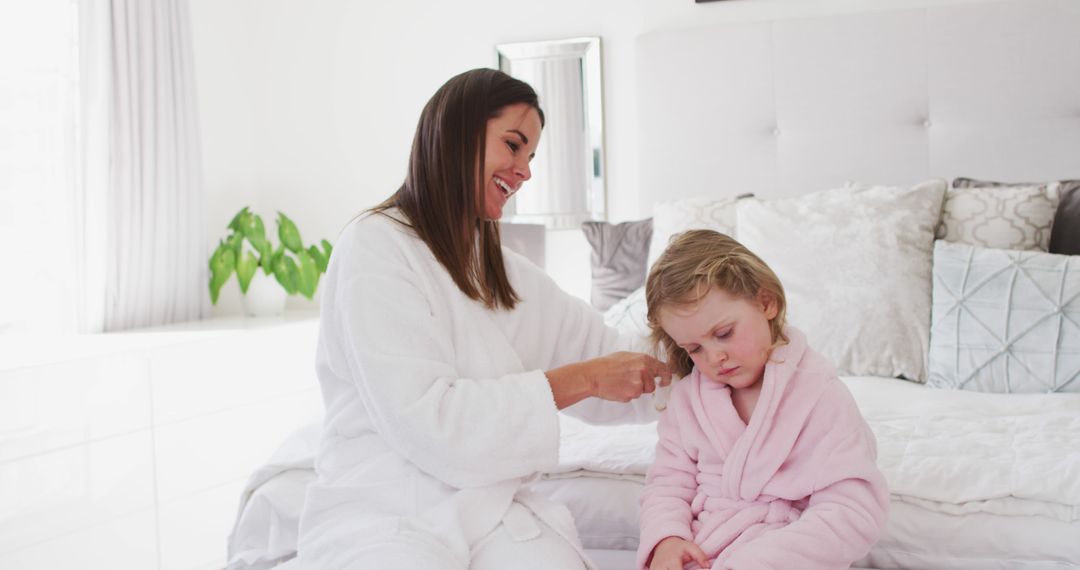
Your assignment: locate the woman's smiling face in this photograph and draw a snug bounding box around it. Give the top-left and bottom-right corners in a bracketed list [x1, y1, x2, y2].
[479, 103, 542, 221]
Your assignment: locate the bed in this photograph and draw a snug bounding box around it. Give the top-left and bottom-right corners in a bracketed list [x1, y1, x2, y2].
[227, 375, 1080, 569]
[227, 1, 1080, 568]
[226, 244, 1080, 569]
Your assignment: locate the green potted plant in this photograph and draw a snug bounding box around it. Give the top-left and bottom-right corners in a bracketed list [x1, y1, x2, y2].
[209, 207, 333, 315]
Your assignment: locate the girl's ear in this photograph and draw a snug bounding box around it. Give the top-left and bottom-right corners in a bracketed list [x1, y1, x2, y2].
[759, 290, 779, 320]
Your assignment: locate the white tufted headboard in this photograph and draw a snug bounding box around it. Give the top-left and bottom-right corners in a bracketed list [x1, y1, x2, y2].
[635, 0, 1080, 208]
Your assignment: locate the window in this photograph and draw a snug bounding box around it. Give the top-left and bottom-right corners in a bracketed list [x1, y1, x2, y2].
[0, 0, 80, 336]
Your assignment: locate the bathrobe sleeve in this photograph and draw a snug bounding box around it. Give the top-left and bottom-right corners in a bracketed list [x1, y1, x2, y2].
[502, 249, 661, 426]
[328, 218, 563, 490]
[718, 383, 890, 570]
[636, 381, 700, 569]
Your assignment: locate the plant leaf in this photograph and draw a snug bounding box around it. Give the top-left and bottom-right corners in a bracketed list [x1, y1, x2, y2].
[271, 247, 285, 288]
[277, 212, 304, 253]
[308, 245, 328, 273]
[296, 249, 318, 299]
[227, 232, 244, 260]
[270, 244, 284, 275]
[272, 252, 299, 295]
[247, 232, 268, 258]
[257, 239, 274, 275]
[285, 256, 301, 295]
[248, 214, 266, 242]
[321, 239, 333, 260]
[208, 240, 236, 304]
[236, 251, 258, 294]
[227, 207, 250, 232]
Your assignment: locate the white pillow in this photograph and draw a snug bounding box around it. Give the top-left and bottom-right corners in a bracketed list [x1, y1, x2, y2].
[939, 183, 1060, 251]
[928, 240, 1080, 393]
[646, 196, 747, 271]
[736, 179, 948, 382]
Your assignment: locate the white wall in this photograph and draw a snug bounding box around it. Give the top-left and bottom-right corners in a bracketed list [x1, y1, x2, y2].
[189, 0, 1001, 311]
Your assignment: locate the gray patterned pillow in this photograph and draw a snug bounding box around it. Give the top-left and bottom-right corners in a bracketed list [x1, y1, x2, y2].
[928, 240, 1080, 393]
[947, 178, 1073, 252]
[953, 178, 1080, 256]
[582, 219, 652, 311]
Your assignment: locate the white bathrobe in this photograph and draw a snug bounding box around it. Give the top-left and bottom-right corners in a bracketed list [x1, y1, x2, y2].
[295, 210, 657, 569]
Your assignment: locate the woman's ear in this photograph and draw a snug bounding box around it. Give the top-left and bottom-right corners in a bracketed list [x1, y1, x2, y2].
[759, 291, 779, 320]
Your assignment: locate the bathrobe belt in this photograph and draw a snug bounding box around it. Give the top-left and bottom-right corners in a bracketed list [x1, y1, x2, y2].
[694, 495, 803, 526]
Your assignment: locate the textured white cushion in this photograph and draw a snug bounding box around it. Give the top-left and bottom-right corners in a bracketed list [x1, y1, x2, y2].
[939, 183, 1060, 251]
[928, 240, 1080, 393]
[735, 179, 947, 381]
[646, 196, 747, 271]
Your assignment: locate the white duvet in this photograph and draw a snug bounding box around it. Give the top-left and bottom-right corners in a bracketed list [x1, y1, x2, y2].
[229, 376, 1080, 569]
[551, 376, 1080, 522]
[848, 376, 1080, 522]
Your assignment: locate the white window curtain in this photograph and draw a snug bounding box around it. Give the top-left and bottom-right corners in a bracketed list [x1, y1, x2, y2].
[79, 0, 207, 332]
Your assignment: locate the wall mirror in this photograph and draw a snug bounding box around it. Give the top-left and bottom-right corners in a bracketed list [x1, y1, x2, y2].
[496, 37, 605, 229]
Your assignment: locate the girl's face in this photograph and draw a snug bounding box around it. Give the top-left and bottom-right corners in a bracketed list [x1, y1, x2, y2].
[658, 286, 778, 390]
[479, 103, 542, 221]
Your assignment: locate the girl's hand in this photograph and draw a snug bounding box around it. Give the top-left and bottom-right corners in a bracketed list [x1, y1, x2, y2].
[648, 536, 710, 570]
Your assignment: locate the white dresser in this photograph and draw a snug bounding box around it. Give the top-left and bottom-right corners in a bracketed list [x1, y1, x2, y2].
[0, 312, 324, 570]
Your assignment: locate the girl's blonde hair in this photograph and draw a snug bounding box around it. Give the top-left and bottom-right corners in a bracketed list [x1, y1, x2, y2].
[645, 229, 788, 378]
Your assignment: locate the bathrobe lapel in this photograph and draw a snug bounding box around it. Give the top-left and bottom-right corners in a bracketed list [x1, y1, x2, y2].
[419, 249, 600, 566]
[722, 328, 829, 500]
[691, 372, 745, 460]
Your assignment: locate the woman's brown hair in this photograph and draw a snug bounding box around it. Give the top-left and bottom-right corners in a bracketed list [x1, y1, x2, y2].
[371, 68, 545, 310]
[645, 229, 789, 378]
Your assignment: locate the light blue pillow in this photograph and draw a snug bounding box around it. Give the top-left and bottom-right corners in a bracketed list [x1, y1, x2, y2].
[928, 240, 1080, 393]
[602, 285, 648, 337]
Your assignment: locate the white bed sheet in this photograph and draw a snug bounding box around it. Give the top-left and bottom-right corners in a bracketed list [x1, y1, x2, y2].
[228, 376, 1080, 569]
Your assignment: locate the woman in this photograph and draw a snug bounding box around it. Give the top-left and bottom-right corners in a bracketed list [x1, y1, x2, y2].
[295, 68, 669, 570]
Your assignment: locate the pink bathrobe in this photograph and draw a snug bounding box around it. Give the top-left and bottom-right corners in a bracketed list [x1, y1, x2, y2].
[637, 327, 888, 570]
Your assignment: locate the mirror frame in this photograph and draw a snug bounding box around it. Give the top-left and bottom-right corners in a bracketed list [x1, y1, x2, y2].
[496, 37, 605, 229]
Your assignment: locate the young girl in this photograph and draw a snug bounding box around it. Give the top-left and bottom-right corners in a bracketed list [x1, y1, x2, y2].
[637, 230, 889, 570]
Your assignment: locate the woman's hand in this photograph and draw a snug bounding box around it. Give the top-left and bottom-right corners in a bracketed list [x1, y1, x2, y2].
[648, 536, 710, 570]
[546, 351, 671, 409]
[586, 351, 671, 402]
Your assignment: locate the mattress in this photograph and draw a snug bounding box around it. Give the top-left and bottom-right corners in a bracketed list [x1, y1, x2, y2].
[227, 376, 1080, 569]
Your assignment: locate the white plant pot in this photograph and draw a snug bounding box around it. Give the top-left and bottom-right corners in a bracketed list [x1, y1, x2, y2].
[243, 271, 288, 317]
